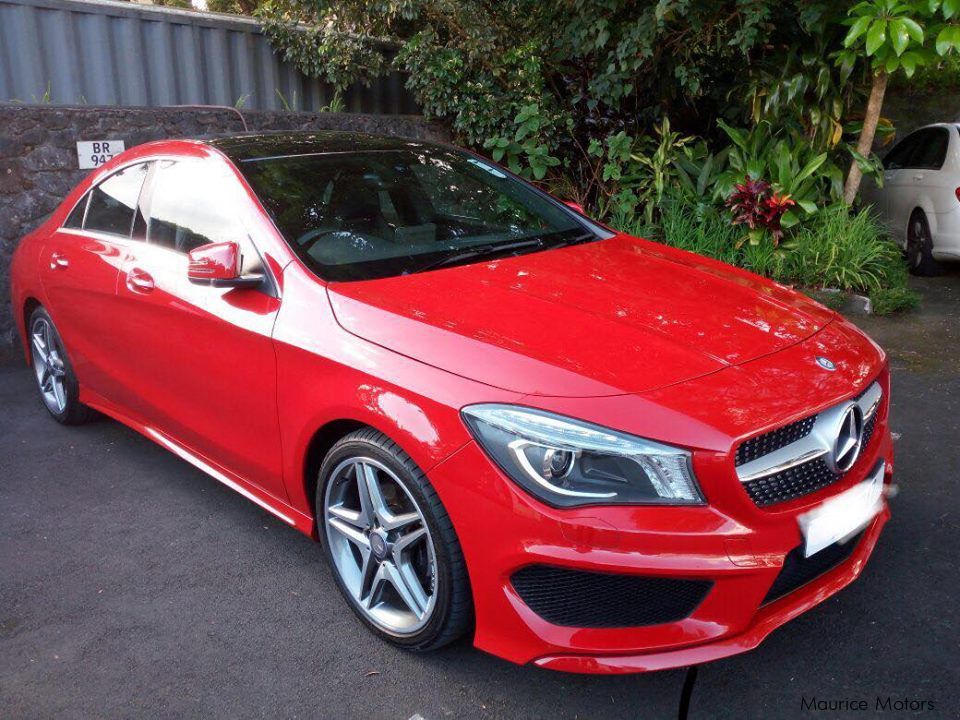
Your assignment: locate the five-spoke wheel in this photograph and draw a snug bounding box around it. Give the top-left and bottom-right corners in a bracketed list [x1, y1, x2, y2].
[324, 457, 438, 635]
[31, 314, 69, 414]
[317, 428, 472, 650]
[27, 307, 90, 424]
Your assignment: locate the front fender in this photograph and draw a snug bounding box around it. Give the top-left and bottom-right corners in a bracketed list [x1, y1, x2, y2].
[272, 264, 521, 520]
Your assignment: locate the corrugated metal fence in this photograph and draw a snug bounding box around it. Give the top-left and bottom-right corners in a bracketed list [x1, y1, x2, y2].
[0, 0, 419, 113]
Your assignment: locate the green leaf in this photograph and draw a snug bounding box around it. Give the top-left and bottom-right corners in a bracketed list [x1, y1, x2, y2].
[796, 199, 818, 214]
[900, 49, 924, 76]
[900, 17, 924, 43]
[775, 142, 792, 187]
[866, 20, 887, 55]
[717, 119, 747, 150]
[795, 152, 828, 183]
[780, 210, 800, 228]
[888, 19, 910, 55]
[935, 26, 955, 55]
[885, 53, 900, 72]
[945, 0, 960, 19]
[844, 15, 873, 47]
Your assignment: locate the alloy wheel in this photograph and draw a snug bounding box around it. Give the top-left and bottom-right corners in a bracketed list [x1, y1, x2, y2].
[907, 217, 926, 269]
[323, 457, 438, 635]
[30, 316, 68, 414]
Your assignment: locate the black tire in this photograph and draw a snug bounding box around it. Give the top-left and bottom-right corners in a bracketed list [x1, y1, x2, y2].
[27, 307, 92, 425]
[315, 427, 472, 651]
[905, 210, 943, 277]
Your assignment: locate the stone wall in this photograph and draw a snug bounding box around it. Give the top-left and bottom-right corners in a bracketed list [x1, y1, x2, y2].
[883, 86, 960, 139]
[0, 104, 445, 346]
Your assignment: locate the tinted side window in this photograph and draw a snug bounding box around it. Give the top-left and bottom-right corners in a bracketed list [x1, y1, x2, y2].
[147, 160, 247, 255]
[63, 195, 88, 229]
[883, 133, 919, 169]
[84, 163, 149, 236]
[912, 128, 950, 170]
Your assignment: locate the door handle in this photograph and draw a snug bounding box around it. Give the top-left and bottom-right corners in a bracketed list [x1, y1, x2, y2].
[126, 268, 155, 293]
[913, 174, 925, 182]
[50, 251, 69, 270]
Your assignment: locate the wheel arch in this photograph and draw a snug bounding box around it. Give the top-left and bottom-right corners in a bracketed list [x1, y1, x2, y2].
[909, 200, 939, 237]
[302, 418, 368, 524]
[21, 297, 42, 364]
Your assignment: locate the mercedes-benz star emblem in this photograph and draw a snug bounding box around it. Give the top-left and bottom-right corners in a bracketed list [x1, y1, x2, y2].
[832, 404, 864, 472]
[816, 356, 836, 371]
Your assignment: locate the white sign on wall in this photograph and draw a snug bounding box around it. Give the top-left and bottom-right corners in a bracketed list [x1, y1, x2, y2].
[76, 140, 125, 170]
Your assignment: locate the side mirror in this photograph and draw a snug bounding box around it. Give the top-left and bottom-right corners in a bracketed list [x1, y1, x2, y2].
[563, 200, 586, 215]
[187, 241, 263, 289]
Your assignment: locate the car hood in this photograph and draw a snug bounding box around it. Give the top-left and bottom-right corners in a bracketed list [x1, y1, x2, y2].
[327, 234, 835, 397]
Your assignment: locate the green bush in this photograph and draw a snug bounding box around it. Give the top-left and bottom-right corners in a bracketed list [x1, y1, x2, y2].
[783, 208, 903, 291]
[616, 202, 918, 315]
[870, 286, 921, 315]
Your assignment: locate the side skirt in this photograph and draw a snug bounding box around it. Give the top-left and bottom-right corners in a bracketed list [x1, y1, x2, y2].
[80, 389, 316, 537]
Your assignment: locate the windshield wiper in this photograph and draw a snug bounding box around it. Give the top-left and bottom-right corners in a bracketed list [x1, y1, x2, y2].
[551, 231, 597, 249]
[413, 238, 546, 273]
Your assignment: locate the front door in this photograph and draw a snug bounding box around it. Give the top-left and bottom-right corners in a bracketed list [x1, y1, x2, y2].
[111, 158, 286, 503]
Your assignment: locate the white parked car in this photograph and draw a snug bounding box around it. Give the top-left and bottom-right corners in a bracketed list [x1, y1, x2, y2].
[862, 122, 960, 275]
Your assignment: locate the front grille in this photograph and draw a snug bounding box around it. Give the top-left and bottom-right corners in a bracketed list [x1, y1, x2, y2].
[735, 415, 816, 467]
[862, 412, 878, 449]
[762, 531, 864, 605]
[511, 565, 712, 628]
[736, 379, 883, 507]
[743, 457, 841, 507]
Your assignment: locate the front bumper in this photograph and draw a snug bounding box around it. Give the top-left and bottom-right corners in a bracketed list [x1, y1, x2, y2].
[428, 425, 893, 673]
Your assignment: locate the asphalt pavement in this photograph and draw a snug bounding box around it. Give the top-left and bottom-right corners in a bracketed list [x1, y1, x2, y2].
[1, 272, 958, 719]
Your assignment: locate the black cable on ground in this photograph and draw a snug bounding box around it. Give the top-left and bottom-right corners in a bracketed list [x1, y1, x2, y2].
[678, 665, 699, 720]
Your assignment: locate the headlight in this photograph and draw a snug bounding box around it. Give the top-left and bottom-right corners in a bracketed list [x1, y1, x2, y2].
[461, 404, 704, 508]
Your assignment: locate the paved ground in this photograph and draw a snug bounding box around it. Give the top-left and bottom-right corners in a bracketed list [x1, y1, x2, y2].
[1, 272, 958, 720]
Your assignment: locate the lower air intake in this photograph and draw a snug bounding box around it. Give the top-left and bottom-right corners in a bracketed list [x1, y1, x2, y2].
[762, 531, 864, 605]
[511, 565, 712, 628]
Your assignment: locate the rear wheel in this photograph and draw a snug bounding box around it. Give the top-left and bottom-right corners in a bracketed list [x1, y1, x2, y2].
[906, 210, 942, 276]
[317, 428, 472, 651]
[28, 307, 91, 425]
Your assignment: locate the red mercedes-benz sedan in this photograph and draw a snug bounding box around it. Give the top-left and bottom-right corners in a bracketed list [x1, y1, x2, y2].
[10, 133, 893, 673]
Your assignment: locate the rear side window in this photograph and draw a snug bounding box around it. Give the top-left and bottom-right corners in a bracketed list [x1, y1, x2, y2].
[912, 128, 950, 170]
[885, 128, 950, 170]
[147, 160, 247, 254]
[883, 133, 920, 170]
[63, 195, 88, 229]
[84, 163, 149, 236]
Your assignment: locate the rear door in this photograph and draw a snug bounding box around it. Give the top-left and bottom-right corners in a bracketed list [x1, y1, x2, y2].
[909, 127, 952, 214]
[111, 157, 287, 502]
[885, 129, 948, 243]
[40, 162, 149, 397]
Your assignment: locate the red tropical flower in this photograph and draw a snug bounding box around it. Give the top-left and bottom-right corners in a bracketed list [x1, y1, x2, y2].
[725, 177, 795, 244]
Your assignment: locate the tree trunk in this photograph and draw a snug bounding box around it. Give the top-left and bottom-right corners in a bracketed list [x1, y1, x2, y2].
[843, 70, 889, 205]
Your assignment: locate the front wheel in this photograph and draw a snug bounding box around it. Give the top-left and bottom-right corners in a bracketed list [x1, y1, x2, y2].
[28, 307, 91, 425]
[316, 428, 472, 651]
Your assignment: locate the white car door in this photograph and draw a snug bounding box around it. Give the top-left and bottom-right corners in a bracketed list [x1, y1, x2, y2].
[880, 130, 924, 246]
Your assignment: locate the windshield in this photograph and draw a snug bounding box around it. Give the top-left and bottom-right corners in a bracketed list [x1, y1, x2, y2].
[238, 146, 601, 281]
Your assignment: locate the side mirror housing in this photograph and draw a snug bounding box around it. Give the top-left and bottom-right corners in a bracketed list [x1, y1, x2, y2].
[187, 241, 262, 289]
[563, 200, 586, 215]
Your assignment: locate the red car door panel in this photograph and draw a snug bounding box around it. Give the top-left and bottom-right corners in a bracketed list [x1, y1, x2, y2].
[109, 159, 286, 502]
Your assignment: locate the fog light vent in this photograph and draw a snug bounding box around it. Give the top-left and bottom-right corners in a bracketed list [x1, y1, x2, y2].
[511, 565, 712, 628]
